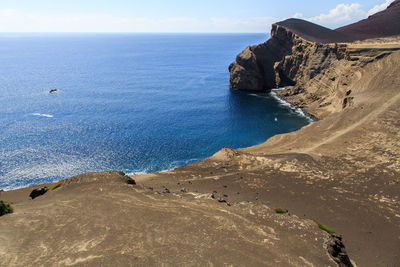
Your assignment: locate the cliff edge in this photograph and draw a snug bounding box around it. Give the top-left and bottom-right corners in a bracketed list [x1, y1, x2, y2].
[229, 1, 400, 114]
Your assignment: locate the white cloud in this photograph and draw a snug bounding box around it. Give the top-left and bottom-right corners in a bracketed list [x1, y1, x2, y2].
[1, 1, 394, 33]
[0, 8, 16, 16]
[367, 0, 394, 16]
[0, 9, 277, 33]
[292, 0, 395, 29]
[302, 3, 366, 28]
[293, 13, 304, 19]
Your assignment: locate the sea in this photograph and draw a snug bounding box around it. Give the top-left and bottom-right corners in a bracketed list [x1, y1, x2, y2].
[0, 33, 310, 190]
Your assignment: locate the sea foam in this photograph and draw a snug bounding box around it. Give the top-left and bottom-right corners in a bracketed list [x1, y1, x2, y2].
[32, 113, 54, 118]
[269, 88, 313, 122]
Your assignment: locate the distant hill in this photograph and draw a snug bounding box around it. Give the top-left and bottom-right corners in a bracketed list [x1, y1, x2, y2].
[336, 0, 400, 40]
[276, 0, 400, 43]
[275, 18, 351, 43]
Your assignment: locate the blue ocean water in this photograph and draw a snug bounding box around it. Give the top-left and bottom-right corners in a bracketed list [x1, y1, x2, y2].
[0, 33, 309, 190]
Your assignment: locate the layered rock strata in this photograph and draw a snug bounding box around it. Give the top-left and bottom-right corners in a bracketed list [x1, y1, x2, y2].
[229, 19, 400, 119]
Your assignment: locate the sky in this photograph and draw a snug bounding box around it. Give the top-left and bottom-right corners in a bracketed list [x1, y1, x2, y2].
[0, 0, 395, 33]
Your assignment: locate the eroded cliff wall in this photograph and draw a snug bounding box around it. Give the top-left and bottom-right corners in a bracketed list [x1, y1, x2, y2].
[229, 22, 399, 119]
[229, 23, 348, 92]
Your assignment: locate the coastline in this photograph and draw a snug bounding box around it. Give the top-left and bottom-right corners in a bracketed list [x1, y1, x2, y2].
[269, 87, 315, 122]
[2, 12, 400, 266]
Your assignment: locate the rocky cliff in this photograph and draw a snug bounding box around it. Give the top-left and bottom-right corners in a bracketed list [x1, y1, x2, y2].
[229, 21, 351, 118]
[229, 20, 349, 93]
[229, 13, 400, 119]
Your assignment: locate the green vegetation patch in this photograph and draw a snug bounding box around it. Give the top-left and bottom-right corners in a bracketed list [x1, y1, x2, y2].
[48, 180, 64, 191]
[0, 200, 13, 216]
[274, 208, 288, 214]
[312, 219, 335, 234]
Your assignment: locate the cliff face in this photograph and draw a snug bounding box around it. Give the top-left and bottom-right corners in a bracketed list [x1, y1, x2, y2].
[229, 23, 351, 118]
[229, 24, 294, 91]
[230, 4, 400, 118]
[229, 23, 348, 92]
[229, 18, 400, 119]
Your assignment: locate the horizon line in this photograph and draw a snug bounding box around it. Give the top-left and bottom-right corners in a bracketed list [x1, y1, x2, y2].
[0, 31, 268, 34]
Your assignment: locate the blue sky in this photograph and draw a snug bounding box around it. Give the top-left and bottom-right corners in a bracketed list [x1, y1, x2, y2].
[0, 0, 394, 32]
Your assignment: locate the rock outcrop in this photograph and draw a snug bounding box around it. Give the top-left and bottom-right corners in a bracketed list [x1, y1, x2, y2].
[229, 20, 349, 92]
[229, 8, 400, 119]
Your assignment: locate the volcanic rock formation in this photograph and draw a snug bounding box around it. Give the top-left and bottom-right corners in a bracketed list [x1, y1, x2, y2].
[229, 1, 400, 98]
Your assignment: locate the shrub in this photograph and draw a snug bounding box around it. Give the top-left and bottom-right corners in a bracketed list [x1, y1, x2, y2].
[274, 208, 288, 214]
[312, 219, 335, 234]
[0, 200, 13, 216]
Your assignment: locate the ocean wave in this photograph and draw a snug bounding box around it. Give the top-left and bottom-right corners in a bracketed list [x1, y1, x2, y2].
[127, 158, 202, 176]
[269, 89, 313, 122]
[32, 113, 54, 118]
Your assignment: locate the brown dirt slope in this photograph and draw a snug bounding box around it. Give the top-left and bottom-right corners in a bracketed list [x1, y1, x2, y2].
[0, 171, 336, 266]
[337, 0, 400, 41]
[2, 45, 398, 267]
[276, 18, 351, 43]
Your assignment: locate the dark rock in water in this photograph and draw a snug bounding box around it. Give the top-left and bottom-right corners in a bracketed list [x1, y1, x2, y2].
[29, 187, 47, 199]
[328, 234, 353, 267]
[180, 188, 187, 193]
[49, 89, 58, 94]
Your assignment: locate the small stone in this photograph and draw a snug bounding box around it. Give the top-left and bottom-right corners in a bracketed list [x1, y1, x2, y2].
[163, 188, 170, 194]
[126, 178, 136, 185]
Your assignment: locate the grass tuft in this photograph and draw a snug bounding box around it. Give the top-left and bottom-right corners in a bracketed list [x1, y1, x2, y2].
[0, 200, 13, 216]
[312, 219, 335, 234]
[48, 180, 64, 191]
[274, 208, 288, 214]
